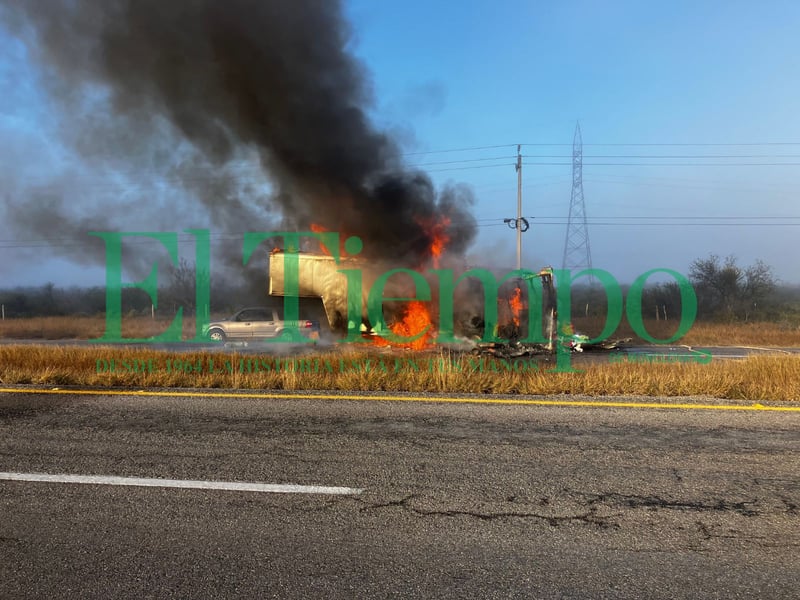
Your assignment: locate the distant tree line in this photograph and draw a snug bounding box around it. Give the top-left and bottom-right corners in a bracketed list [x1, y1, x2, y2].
[626, 254, 796, 323]
[2, 255, 798, 325]
[0, 262, 262, 319]
[0, 283, 109, 318]
[570, 255, 798, 325]
[687, 255, 782, 321]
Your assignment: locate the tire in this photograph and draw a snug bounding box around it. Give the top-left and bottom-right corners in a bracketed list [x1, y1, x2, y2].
[279, 330, 293, 342]
[208, 328, 226, 342]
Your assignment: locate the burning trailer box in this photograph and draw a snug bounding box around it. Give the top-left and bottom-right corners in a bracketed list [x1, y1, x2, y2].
[268, 250, 375, 332]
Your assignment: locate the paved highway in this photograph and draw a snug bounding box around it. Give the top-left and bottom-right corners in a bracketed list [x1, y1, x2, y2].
[1, 388, 798, 599]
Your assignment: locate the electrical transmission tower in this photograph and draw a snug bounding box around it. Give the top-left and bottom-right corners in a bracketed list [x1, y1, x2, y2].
[561, 122, 593, 274]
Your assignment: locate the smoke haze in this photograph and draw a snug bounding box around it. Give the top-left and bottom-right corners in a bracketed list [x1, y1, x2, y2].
[0, 0, 477, 277]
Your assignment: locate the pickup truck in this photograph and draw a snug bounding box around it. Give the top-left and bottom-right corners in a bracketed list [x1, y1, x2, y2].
[204, 306, 320, 342]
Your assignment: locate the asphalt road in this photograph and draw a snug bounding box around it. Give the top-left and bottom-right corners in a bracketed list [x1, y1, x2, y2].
[1, 389, 799, 599]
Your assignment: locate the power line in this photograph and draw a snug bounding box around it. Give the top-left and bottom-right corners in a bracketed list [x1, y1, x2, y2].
[583, 175, 797, 195]
[422, 160, 800, 172]
[407, 156, 517, 167]
[401, 144, 517, 156]
[518, 161, 800, 166]
[524, 154, 800, 159]
[400, 142, 800, 156]
[9, 152, 800, 191]
[522, 142, 800, 147]
[3, 218, 800, 249]
[413, 153, 800, 168]
[540, 217, 800, 220]
[530, 222, 800, 226]
[423, 163, 515, 173]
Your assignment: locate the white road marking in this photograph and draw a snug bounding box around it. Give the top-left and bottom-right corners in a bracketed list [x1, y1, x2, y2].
[0, 472, 363, 495]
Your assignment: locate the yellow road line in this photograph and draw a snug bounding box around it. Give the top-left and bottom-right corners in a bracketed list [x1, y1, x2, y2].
[0, 387, 799, 412]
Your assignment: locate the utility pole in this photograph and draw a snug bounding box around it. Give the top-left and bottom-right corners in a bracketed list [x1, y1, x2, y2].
[504, 144, 530, 269]
[515, 144, 522, 269]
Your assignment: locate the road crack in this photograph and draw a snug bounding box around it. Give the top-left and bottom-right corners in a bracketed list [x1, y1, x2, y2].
[580, 492, 760, 516]
[355, 495, 617, 528]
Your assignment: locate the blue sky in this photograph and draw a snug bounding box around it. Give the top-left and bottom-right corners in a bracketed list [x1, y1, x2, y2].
[1, 0, 799, 286]
[346, 0, 800, 281]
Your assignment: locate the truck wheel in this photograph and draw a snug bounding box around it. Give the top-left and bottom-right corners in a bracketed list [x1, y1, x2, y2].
[208, 328, 226, 342]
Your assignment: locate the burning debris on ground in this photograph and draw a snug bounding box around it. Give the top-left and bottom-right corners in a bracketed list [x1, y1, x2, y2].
[472, 337, 631, 360]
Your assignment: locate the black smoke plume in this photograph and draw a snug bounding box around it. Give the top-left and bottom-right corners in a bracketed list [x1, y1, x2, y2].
[1, 0, 477, 271]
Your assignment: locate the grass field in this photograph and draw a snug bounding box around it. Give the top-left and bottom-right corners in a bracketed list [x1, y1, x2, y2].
[0, 315, 200, 340]
[0, 345, 798, 401]
[2, 315, 798, 401]
[569, 317, 800, 347]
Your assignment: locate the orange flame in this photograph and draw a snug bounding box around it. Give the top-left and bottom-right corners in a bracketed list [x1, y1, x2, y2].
[429, 220, 450, 268]
[377, 216, 448, 348]
[509, 286, 523, 327]
[415, 216, 451, 268]
[372, 301, 434, 350]
[310, 223, 350, 257]
[392, 301, 435, 349]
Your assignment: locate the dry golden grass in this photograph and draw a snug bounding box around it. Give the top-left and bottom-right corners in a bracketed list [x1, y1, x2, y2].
[0, 315, 198, 340]
[0, 345, 798, 401]
[568, 317, 800, 347]
[1, 317, 799, 402]
[680, 321, 800, 347]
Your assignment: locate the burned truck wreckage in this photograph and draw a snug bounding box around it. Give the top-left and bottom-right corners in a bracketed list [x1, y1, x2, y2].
[267, 249, 628, 355]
